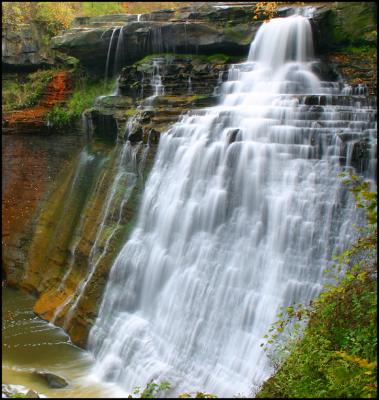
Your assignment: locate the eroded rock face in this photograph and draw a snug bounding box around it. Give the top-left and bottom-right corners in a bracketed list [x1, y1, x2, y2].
[85, 53, 232, 143]
[2, 23, 56, 70]
[50, 4, 260, 74]
[2, 132, 85, 288]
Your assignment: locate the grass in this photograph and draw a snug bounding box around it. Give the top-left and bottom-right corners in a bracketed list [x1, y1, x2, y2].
[45, 75, 115, 128]
[2, 70, 56, 112]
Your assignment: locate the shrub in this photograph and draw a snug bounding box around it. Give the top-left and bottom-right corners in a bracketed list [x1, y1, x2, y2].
[2, 70, 55, 112]
[44, 75, 115, 128]
[256, 174, 377, 398]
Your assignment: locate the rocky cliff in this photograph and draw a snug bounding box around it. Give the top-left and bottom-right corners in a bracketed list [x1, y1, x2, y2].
[2, 22, 57, 70]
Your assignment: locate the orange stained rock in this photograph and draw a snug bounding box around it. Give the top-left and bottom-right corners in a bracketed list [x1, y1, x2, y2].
[34, 287, 74, 321]
[3, 71, 72, 134]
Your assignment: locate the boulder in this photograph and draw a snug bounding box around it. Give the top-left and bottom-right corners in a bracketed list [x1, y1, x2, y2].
[33, 370, 68, 389]
[26, 390, 40, 398]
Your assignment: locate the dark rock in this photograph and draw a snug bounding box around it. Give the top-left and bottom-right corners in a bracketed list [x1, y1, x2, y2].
[86, 110, 118, 141]
[147, 128, 160, 144]
[140, 9, 175, 22]
[2, 23, 56, 70]
[33, 371, 68, 388]
[304, 96, 319, 106]
[227, 128, 240, 144]
[50, 6, 256, 74]
[350, 140, 371, 173]
[127, 126, 143, 142]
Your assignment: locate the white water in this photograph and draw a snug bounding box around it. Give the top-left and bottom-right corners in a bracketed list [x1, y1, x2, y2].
[145, 58, 165, 108]
[187, 75, 192, 95]
[88, 16, 376, 397]
[105, 28, 119, 82]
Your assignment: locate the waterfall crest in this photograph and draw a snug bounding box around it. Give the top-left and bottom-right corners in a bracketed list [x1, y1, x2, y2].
[88, 15, 376, 397]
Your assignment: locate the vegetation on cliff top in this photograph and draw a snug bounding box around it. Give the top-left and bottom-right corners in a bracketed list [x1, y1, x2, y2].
[2, 70, 56, 112]
[44, 73, 114, 128]
[2, 2, 192, 35]
[256, 175, 377, 398]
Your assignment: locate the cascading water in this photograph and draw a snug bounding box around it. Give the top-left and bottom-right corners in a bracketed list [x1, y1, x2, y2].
[144, 58, 166, 108]
[114, 26, 126, 77]
[104, 27, 120, 83]
[88, 15, 376, 397]
[63, 140, 143, 329]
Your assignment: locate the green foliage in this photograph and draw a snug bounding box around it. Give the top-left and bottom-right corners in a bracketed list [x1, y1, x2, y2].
[206, 54, 231, 64]
[128, 381, 171, 398]
[2, 2, 79, 36]
[127, 381, 217, 398]
[33, 2, 79, 36]
[123, 2, 191, 14]
[178, 392, 217, 398]
[2, 2, 35, 27]
[81, 2, 125, 17]
[45, 74, 115, 128]
[257, 174, 377, 398]
[2, 70, 55, 112]
[10, 394, 27, 399]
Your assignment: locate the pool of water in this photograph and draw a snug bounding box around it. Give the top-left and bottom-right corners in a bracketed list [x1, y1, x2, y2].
[2, 286, 126, 398]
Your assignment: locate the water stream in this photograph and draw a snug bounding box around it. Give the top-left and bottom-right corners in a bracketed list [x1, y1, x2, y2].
[87, 15, 376, 397]
[2, 287, 125, 398]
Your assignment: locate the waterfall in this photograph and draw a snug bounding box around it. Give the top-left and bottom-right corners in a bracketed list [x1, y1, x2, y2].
[145, 58, 165, 108]
[188, 75, 193, 95]
[88, 15, 376, 397]
[104, 28, 119, 82]
[63, 141, 142, 329]
[114, 26, 126, 76]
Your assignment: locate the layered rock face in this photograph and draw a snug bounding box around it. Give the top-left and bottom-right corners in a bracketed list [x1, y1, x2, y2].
[85, 53, 235, 142]
[50, 4, 261, 74]
[2, 132, 86, 290]
[2, 23, 56, 70]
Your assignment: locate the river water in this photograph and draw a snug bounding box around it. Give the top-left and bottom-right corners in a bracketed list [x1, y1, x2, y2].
[2, 287, 127, 398]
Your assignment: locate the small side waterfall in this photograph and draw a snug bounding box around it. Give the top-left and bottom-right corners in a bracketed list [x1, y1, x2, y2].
[144, 57, 166, 108]
[88, 15, 376, 397]
[62, 141, 143, 329]
[113, 27, 126, 77]
[104, 28, 120, 82]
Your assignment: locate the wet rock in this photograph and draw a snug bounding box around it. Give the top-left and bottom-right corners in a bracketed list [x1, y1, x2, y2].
[87, 110, 118, 142]
[127, 125, 143, 142]
[33, 370, 68, 388]
[227, 128, 240, 144]
[147, 128, 160, 144]
[2, 384, 40, 398]
[304, 96, 319, 106]
[26, 390, 40, 398]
